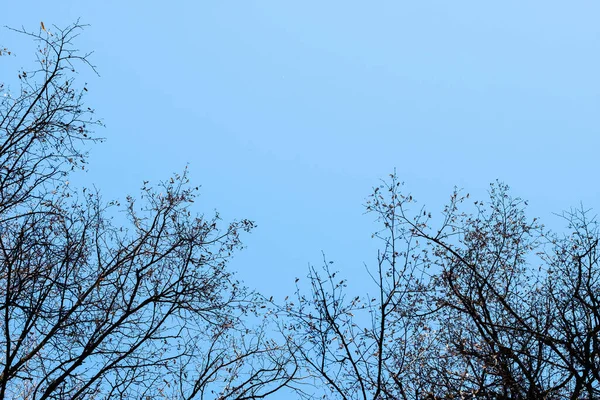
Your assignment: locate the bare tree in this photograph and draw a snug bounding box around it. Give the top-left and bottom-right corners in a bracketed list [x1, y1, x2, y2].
[0, 22, 295, 399]
[282, 174, 600, 399]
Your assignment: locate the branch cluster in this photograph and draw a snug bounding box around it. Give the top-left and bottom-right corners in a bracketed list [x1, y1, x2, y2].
[282, 175, 600, 400]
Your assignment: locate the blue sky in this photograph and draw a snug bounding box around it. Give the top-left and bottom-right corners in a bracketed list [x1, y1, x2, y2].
[3, 1, 599, 300]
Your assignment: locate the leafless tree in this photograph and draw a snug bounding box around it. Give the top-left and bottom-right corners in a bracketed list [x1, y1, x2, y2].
[0, 22, 295, 399]
[282, 174, 600, 399]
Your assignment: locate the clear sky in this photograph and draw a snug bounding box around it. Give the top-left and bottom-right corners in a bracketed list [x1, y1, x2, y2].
[3, 1, 599, 302]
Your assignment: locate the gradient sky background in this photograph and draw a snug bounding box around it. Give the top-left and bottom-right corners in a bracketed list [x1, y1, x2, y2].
[3, 1, 599, 311]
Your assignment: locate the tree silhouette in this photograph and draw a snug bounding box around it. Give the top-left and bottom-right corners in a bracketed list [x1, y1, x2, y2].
[282, 174, 600, 399]
[0, 22, 294, 399]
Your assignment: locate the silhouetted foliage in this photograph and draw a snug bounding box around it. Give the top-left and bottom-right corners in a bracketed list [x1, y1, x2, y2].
[282, 174, 600, 399]
[4, 20, 598, 400]
[0, 22, 295, 399]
